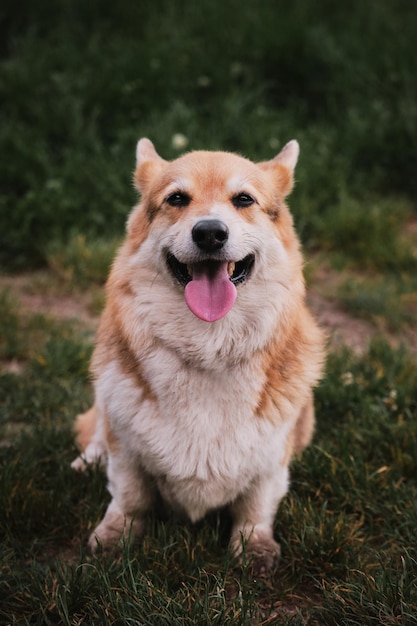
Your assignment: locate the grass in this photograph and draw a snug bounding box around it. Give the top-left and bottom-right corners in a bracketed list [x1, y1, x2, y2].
[0, 297, 416, 624]
[337, 275, 417, 333]
[46, 234, 120, 289]
[1, 0, 417, 623]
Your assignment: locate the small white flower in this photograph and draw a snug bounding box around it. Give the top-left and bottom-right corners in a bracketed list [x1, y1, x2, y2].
[171, 133, 188, 150]
[269, 137, 280, 150]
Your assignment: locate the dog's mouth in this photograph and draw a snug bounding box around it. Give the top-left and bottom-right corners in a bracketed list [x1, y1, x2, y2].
[167, 254, 255, 287]
[166, 253, 255, 322]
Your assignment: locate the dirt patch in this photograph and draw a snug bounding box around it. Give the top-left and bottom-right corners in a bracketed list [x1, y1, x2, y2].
[16, 290, 98, 330]
[0, 272, 99, 332]
[306, 258, 417, 353]
[307, 292, 376, 353]
[2, 269, 415, 356]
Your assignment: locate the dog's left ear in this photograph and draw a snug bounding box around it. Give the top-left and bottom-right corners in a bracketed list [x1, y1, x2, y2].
[259, 140, 299, 197]
[134, 138, 167, 191]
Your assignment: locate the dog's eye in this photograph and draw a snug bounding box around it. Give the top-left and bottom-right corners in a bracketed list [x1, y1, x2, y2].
[165, 192, 191, 208]
[232, 193, 255, 209]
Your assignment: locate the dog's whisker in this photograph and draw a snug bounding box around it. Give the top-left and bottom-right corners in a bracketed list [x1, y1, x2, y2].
[150, 271, 162, 288]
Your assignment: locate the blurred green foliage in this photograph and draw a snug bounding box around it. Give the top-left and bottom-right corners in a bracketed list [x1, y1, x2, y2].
[1, 0, 416, 267]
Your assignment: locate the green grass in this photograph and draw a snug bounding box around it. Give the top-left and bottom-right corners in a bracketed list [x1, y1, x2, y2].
[46, 233, 120, 288]
[315, 196, 416, 273]
[1, 294, 417, 624]
[338, 275, 417, 332]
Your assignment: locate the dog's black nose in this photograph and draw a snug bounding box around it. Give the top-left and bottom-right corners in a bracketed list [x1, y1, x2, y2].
[192, 219, 229, 252]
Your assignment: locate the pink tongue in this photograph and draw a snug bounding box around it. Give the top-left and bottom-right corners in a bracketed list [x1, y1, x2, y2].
[184, 262, 237, 322]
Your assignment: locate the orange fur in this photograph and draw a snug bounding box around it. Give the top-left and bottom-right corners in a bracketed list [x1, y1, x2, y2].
[74, 406, 98, 451]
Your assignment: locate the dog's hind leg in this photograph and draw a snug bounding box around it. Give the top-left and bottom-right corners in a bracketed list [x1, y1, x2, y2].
[71, 404, 108, 471]
[293, 391, 315, 454]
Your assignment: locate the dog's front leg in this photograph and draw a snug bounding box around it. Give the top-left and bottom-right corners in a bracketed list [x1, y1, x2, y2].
[88, 452, 154, 553]
[229, 466, 289, 576]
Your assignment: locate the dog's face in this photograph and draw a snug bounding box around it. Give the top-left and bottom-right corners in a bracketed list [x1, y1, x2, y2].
[124, 139, 303, 326]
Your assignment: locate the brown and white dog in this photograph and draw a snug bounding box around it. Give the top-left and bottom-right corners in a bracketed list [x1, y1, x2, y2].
[72, 138, 325, 573]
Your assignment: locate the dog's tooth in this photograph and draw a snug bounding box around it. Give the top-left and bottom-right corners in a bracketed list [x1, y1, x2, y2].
[187, 264, 193, 277]
[227, 261, 235, 277]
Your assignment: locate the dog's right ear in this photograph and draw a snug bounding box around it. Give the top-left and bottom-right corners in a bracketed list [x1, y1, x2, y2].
[134, 138, 166, 191]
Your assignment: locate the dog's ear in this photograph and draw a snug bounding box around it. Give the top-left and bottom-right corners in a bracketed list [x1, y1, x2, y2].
[259, 140, 299, 197]
[134, 138, 166, 191]
[272, 140, 299, 172]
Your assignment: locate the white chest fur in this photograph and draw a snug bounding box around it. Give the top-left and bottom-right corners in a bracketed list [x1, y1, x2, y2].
[97, 346, 295, 522]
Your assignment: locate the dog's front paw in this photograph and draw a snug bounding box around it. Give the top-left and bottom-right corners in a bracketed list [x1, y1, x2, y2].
[88, 501, 143, 554]
[231, 532, 281, 577]
[243, 537, 281, 577]
[88, 510, 126, 554]
[88, 527, 121, 554]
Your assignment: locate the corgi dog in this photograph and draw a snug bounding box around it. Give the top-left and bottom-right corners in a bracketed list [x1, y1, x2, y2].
[72, 138, 325, 574]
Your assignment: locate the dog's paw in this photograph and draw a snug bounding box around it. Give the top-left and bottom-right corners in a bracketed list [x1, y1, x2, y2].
[231, 533, 281, 577]
[88, 503, 143, 555]
[88, 528, 120, 555]
[70, 443, 107, 472]
[71, 453, 105, 472]
[71, 455, 89, 472]
[243, 537, 281, 577]
[88, 514, 126, 554]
